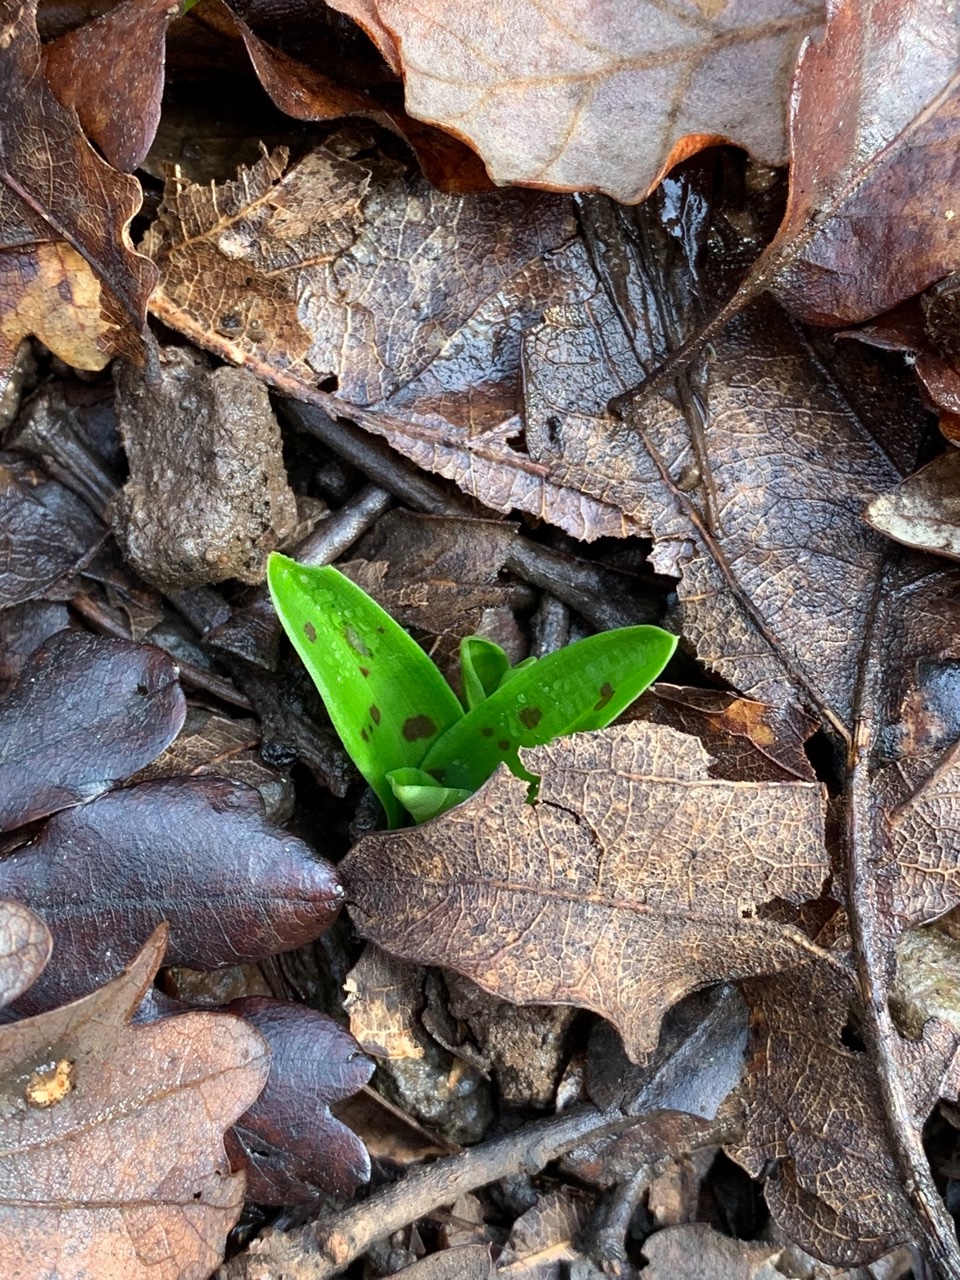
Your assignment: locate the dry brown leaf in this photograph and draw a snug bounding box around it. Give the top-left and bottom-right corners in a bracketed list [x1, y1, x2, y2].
[144, 131, 634, 538]
[864, 451, 960, 562]
[731, 961, 960, 1266]
[498, 1190, 591, 1278]
[0, 0, 156, 393]
[641, 1223, 789, 1279]
[0, 903, 269, 1280]
[750, 0, 960, 325]
[342, 720, 829, 1063]
[326, 0, 823, 203]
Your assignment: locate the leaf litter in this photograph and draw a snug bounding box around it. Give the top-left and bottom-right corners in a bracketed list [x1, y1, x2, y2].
[4, 0, 960, 1276]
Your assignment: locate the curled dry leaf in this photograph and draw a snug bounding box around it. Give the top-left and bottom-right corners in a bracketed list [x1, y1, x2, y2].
[864, 450, 960, 562]
[0, 904, 270, 1280]
[42, 0, 176, 171]
[343, 720, 829, 1063]
[0, 630, 186, 832]
[224, 997, 374, 1205]
[0, 0, 157, 393]
[751, 0, 960, 325]
[0, 776, 343, 1012]
[326, 0, 822, 203]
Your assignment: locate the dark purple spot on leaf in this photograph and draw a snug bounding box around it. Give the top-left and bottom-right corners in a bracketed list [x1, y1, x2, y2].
[359, 667, 370, 677]
[402, 715, 437, 742]
[370, 705, 381, 725]
[429, 768, 446, 783]
[360, 728, 369, 742]
[481, 727, 494, 738]
[519, 706, 543, 729]
[497, 739, 510, 751]
[377, 626, 385, 634]
[594, 682, 615, 712]
[303, 621, 317, 643]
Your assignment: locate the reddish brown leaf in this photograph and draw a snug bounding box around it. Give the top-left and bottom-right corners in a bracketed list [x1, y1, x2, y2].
[224, 997, 373, 1204]
[343, 721, 829, 1063]
[751, 0, 960, 325]
[0, 906, 269, 1279]
[0, 0, 157, 391]
[325, 0, 822, 203]
[0, 777, 343, 1012]
[0, 452, 105, 607]
[43, 0, 176, 171]
[0, 631, 186, 832]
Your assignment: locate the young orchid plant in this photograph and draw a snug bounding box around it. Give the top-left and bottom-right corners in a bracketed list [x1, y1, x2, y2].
[267, 553, 678, 828]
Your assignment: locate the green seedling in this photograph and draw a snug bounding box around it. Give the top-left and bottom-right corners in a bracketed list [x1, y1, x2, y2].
[267, 552, 677, 827]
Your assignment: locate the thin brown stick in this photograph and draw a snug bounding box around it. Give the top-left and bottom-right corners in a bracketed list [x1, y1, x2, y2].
[846, 561, 960, 1280]
[226, 1105, 659, 1280]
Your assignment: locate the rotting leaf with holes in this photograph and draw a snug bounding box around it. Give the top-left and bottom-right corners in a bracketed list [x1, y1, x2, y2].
[0, 902, 270, 1280]
[325, 0, 823, 204]
[342, 720, 829, 1063]
[0, 631, 186, 832]
[0, 776, 343, 1013]
[0, 0, 157, 395]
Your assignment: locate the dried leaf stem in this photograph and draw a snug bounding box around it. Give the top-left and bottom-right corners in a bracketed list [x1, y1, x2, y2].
[847, 559, 960, 1279]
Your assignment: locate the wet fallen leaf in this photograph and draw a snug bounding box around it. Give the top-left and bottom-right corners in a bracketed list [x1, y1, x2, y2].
[343, 720, 829, 1063]
[731, 961, 960, 1266]
[224, 997, 374, 1204]
[0, 0, 157, 392]
[640, 1223, 792, 1279]
[385, 1246, 494, 1280]
[326, 0, 823, 203]
[0, 630, 185, 832]
[0, 776, 343, 1012]
[0, 903, 270, 1280]
[43, 0, 176, 171]
[0, 452, 105, 607]
[864, 451, 960, 562]
[143, 132, 631, 538]
[748, 0, 960, 326]
[497, 1189, 590, 1277]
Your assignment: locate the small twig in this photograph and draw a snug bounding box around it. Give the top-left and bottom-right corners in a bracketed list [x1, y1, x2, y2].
[227, 1105, 659, 1280]
[70, 591, 253, 711]
[847, 560, 960, 1280]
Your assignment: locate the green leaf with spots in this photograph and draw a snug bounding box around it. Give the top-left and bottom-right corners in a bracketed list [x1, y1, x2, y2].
[386, 768, 473, 824]
[267, 554, 464, 828]
[421, 627, 678, 793]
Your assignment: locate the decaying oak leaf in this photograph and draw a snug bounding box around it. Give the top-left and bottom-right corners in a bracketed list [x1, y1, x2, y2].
[0, 0, 156, 393]
[749, 0, 960, 325]
[43, 0, 176, 171]
[731, 961, 960, 1266]
[0, 776, 343, 1012]
[326, 0, 823, 204]
[224, 997, 373, 1204]
[0, 631, 186, 832]
[342, 720, 829, 1063]
[865, 451, 960, 562]
[143, 132, 631, 539]
[497, 1189, 591, 1275]
[0, 904, 269, 1280]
